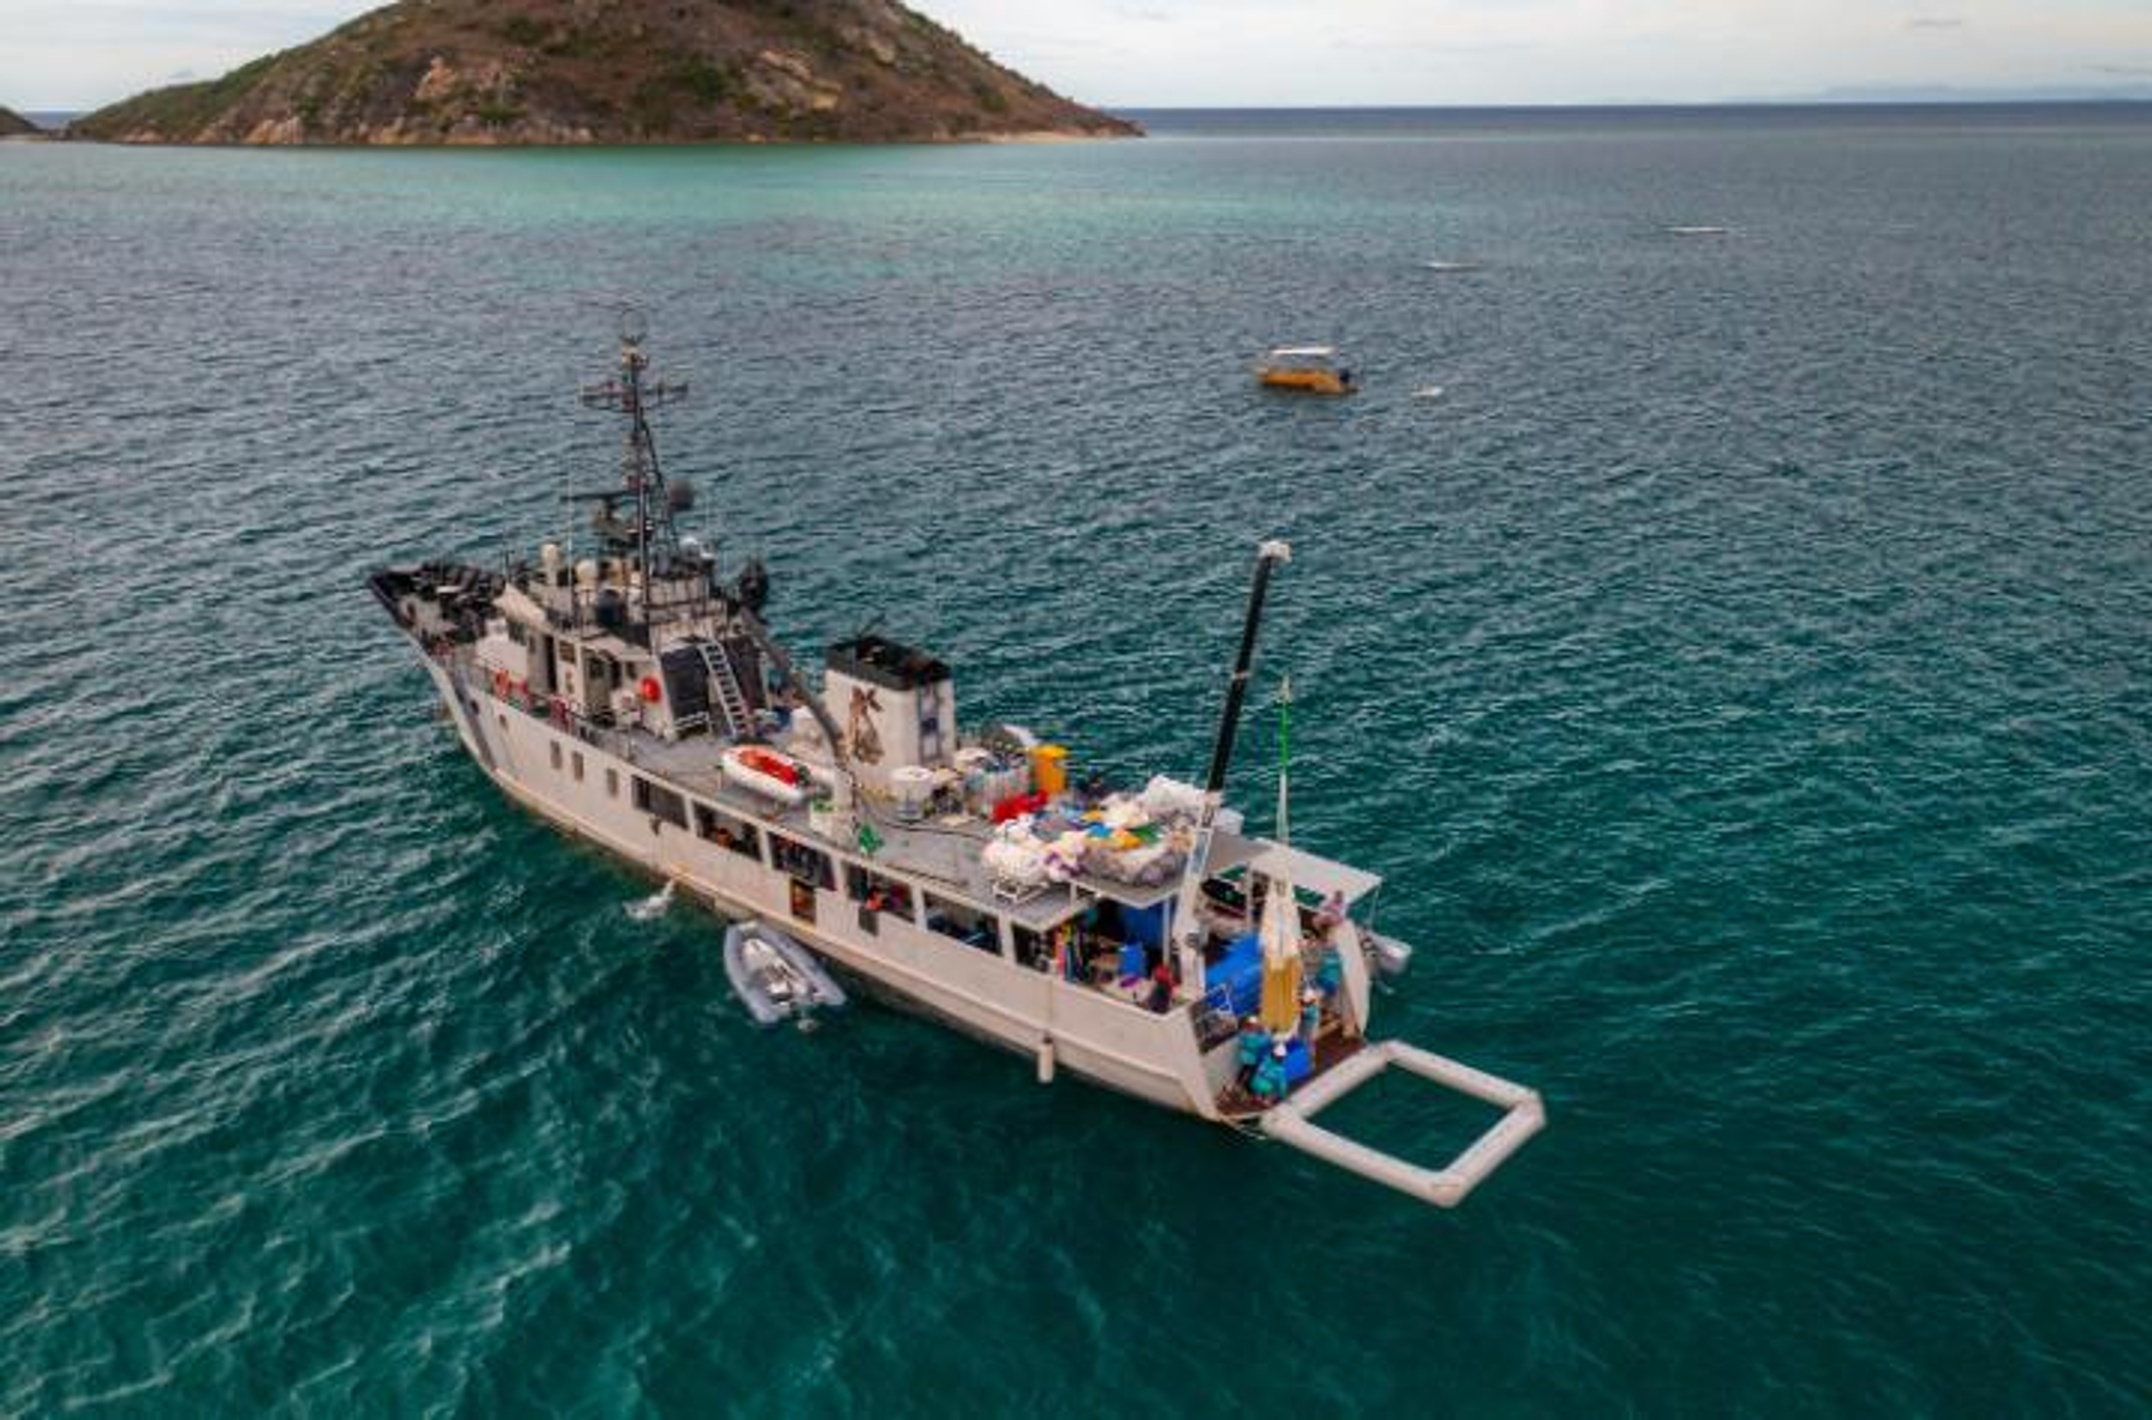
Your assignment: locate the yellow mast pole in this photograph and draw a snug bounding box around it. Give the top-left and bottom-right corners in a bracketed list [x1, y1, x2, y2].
[1258, 676, 1302, 1034]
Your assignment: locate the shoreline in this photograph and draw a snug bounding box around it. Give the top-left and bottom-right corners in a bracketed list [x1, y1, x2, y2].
[46, 125, 1142, 150]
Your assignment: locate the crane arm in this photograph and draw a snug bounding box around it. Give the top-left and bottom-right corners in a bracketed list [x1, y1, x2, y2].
[1171, 538, 1292, 1000]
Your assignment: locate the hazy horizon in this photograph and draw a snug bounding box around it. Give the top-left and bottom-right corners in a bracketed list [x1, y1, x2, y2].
[2, 0, 2149, 113]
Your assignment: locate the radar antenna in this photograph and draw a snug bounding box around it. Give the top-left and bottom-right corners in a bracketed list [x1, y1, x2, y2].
[576, 305, 692, 577]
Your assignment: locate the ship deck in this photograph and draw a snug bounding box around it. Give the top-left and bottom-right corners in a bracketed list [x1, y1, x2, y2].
[615, 727, 1376, 937]
[1216, 1024, 1368, 1123]
[620, 733, 1118, 930]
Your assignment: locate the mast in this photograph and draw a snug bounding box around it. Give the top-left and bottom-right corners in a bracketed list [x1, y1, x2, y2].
[1171, 539, 1292, 1000]
[1257, 676, 1302, 1034]
[574, 307, 695, 633]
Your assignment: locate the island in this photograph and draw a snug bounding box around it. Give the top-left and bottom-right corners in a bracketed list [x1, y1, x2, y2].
[69, 0, 1139, 146]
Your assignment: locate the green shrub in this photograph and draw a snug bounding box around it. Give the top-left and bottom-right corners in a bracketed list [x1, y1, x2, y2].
[669, 57, 736, 103]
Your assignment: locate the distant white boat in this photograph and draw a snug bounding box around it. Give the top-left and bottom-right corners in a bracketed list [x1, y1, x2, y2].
[1666, 225, 1731, 236]
[1412, 385, 1446, 401]
[1420, 259, 1480, 272]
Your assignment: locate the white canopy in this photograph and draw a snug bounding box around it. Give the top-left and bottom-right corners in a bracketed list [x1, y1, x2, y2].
[1266, 344, 1339, 359]
[1201, 831, 1383, 904]
[1245, 843, 1382, 905]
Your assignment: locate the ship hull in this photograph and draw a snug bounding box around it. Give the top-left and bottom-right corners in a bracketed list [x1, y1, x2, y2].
[411, 647, 1228, 1119]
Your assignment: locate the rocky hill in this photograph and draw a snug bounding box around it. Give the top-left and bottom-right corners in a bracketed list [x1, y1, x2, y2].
[0, 106, 41, 137]
[72, 0, 1137, 145]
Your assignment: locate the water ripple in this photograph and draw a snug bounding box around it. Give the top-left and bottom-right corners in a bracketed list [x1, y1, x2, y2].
[3, 110, 2150, 1413]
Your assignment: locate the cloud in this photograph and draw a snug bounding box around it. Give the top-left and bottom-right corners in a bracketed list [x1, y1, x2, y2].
[9, 1, 2152, 112]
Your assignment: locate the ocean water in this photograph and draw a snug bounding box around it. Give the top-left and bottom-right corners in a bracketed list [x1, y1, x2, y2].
[3, 106, 2150, 1413]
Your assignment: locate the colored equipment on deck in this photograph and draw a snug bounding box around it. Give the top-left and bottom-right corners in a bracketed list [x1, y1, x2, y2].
[1204, 932, 1265, 1018]
[1281, 1035, 1312, 1085]
[1029, 743, 1069, 798]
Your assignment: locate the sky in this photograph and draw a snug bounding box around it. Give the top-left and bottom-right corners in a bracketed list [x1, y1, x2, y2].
[2, 0, 2150, 112]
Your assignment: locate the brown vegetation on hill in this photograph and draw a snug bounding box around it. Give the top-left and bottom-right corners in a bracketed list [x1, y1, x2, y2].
[72, 0, 1137, 146]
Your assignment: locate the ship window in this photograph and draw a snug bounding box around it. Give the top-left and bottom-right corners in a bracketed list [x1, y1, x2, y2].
[572, 751, 585, 782]
[550, 742, 562, 771]
[1012, 924, 1054, 973]
[606, 767, 619, 798]
[924, 893, 999, 955]
[693, 802, 761, 860]
[769, 834, 833, 891]
[633, 777, 688, 829]
[845, 865, 915, 924]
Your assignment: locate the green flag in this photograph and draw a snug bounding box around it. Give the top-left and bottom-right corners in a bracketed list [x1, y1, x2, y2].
[857, 821, 883, 858]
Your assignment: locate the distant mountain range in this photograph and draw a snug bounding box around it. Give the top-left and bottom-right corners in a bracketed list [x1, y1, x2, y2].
[1734, 82, 2152, 106]
[68, 0, 1137, 146]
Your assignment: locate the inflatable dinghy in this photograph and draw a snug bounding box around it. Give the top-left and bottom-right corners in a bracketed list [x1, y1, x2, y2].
[724, 920, 847, 1026]
[721, 745, 810, 805]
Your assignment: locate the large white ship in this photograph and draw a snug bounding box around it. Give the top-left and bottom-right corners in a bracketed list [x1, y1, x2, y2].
[370, 321, 1543, 1207]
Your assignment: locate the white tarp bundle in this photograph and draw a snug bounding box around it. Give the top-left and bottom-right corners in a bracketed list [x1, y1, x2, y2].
[977, 790, 1194, 890]
[1137, 775, 1207, 821]
[982, 820, 1048, 887]
[1258, 867, 1304, 1034]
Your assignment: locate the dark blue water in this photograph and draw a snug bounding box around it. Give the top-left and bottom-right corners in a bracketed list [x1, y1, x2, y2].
[3, 106, 2150, 1413]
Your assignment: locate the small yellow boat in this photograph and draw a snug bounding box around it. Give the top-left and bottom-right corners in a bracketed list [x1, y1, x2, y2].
[1256, 344, 1355, 395]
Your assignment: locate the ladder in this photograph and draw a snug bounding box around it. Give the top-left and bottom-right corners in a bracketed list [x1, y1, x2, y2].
[699, 639, 752, 740]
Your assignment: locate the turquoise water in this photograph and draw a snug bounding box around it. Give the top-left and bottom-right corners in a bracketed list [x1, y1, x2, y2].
[4, 107, 2151, 1412]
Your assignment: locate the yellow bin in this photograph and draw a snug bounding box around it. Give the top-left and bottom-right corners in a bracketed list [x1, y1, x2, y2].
[1030, 743, 1069, 798]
